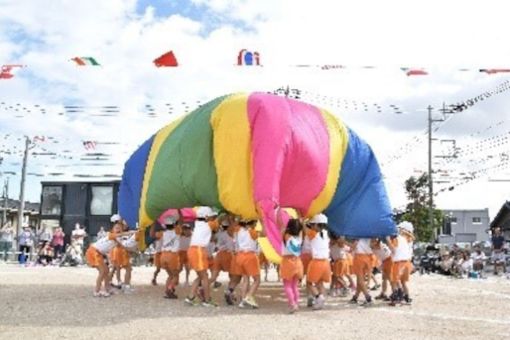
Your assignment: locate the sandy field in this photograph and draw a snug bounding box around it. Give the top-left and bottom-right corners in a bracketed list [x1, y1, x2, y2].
[0, 264, 509, 340]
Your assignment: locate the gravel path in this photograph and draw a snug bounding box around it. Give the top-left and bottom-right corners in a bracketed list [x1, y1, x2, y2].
[0, 264, 509, 339]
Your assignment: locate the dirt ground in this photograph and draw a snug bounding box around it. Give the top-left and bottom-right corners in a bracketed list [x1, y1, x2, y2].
[0, 264, 509, 340]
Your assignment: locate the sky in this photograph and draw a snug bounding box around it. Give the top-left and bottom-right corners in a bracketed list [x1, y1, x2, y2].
[0, 0, 509, 219]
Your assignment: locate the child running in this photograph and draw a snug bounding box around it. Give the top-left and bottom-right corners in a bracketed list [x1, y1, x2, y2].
[330, 233, 350, 297]
[178, 224, 192, 286]
[110, 221, 135, 293]
[235, 219, 261, 309]
[305, 214, 331, 310]
[185, 207, 219, 307]
[387, 221, 415, 306]
[85, 214, 129, 297]
[350, 238, 374, 306]
[150, 223, 163, 285]
[278, 215, 304, 314]
[160, 216, 182, 299]
[210, 218, 235, 289]
[370, 238, 393, 301]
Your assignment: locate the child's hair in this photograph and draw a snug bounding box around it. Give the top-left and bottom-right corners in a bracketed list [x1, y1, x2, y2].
[285, 218, 303, 237]
[328, 230, 339, 241]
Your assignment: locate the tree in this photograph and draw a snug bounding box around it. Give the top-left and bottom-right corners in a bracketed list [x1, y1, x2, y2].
[398, 173, 443, 242]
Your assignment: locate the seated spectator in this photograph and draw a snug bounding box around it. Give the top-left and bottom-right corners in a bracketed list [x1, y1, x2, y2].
[471, 247, 486, 274]
[439, 252, 454, 275]
[459, 251, 473, 277]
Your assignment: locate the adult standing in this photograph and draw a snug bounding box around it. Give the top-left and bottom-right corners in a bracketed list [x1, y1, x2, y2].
[51, 227, 65, 258]
[0, 222, 14, 261]
[491, 227, 506, 275]
[71, 223, 87, 264]
[18, 225, 34, 263]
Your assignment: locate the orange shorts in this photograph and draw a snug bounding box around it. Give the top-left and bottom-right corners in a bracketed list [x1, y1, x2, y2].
[86, 247, 105, 268]
[307, 259, 331, 283]
[391, 260, 412, 283]
[179, 250, 189, 268]
[208, 257, 214, 270]
[187, 246, 208, 272]
[280, 255, 303, 280]
[353, 254, 373, 277]
[333, 259, 350, 276]
[213, 250, 232, 272]
[236, 252, 260, 277]
[382, 257, 393, 279]
[370, 254, 378, 268]
[347, 253, 353, 273]
[230, 254, 241, 276]
[154, 252, 162, 268]
[161, 251, 181, 271]
[111, 246, 130, 268]
[301, 253, 312, 275]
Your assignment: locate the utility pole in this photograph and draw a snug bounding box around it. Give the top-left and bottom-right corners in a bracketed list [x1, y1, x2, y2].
[428, 103, 456, 242]
[2, 178, 8, 227]
[16, 136, 31, 241]
[427, 105, 434, 241]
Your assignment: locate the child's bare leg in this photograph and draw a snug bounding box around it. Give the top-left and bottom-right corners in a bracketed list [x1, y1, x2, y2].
[247, 275, 260, 297]
[124, 264, 132, 285]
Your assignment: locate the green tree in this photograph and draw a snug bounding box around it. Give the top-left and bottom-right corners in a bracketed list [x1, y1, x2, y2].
[399, 173, 443, 242]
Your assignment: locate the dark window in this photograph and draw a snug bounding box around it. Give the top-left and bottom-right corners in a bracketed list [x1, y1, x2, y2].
[472, 217, 481, 224]
[90, 186, 113, 216]
[451, 217, 457, 223]
[443, 219, 452, 235]
[41, 186, 63, 215]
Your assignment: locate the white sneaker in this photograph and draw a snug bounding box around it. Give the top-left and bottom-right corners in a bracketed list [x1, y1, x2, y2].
[100, 291, 111, 297]
[313, 295, 325, 310]
[93, 291, 102, 297]
[122, 284, 135, 293]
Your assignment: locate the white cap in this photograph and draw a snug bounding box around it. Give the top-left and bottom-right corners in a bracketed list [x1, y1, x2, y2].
[110, 214, 122, 223]
[398, 221, 414, 233]
[309, 214, 328, 224]
[163, 216, 177, 225]
[196, 206, 218, 219]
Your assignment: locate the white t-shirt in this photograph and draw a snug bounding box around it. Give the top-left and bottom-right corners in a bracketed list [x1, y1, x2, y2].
[236, 228, 258, 252]
[355, 239, 373, 255]
[216, 229, 234, 252]
[179, 235, 191, 251]
[373, 244, 391, 262]
[392, 235, 413, 262]
[190, 221, 211, 247]
[282, 235, 302, 256]
[154, 236, 163, 253]
[121, 234, 138, 252]
[207, 241, 216, 257]
[72, 229, 86, 246]
[302, 235, 312, 254]
[92, 233, 117, 255]
[310, 231, 330, 259]
[161, 229, 180, 252]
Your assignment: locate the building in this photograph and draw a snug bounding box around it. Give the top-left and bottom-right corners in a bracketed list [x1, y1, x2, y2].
[438, 209, 490, 244]
[489, 201, 510, 239]
[0, 198, 40, 228]
[40, 180, 120, 244]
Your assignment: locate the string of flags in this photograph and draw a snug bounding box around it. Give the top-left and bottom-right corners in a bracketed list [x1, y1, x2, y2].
[3, 48, 510, 79]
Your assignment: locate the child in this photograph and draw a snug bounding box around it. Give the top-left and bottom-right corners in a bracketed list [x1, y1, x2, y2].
[110, 222, 135, 293]
[330, 235, 351, 297]
[235, 219, 261, 309]
[179, 224, 192, 286]
[387, 221, 414, 306]
[350, 238, 374, 306]
[210, 218, 235, 289]
[370, 238, 393, 301]
[150, 222, 163, 286]
[185, 207, 219, 307]
[160, 216, 182, 299]
[305, 214, 331, 310]
[225, 218, 242, 306]
[278, 215, 304, 313]
[85, 215, 127, 297]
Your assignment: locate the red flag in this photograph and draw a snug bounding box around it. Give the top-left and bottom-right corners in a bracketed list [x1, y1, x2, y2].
[154, 51, 178, 67]
[0, 64, 24, 79]
[33, 136, 45, 143]
[403, 68, 428, 76]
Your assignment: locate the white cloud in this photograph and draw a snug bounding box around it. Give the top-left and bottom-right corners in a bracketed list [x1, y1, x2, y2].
[0, 0, 509, 218]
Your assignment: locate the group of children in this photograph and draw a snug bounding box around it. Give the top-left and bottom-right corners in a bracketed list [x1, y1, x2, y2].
[86, 207, 415, 313]
[85, 214, 139, 297]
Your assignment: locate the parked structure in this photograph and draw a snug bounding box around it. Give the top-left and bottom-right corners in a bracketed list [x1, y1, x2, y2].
[439, 209, 490, 244]
[0, 198, 40, 228]
[40, 180, 120, 245]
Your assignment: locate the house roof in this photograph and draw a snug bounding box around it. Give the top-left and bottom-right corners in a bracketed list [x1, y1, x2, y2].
[490, 201, 510, 230]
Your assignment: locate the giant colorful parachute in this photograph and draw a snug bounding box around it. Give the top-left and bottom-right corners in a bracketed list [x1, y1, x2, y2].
[118, 93, 396, 257]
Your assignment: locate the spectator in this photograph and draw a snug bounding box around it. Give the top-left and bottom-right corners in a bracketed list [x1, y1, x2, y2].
[38, 226, 53, 244]
[491, 227, 506, 275]
[0, 222, 14, 261]
[471, 247, 486, 275]
[71, 223, 87, 248]
[439, 252, 454, 275]
[18, 225, 34, 263]
[459, 251, 473, 277]
[51, 227, 65, 258]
